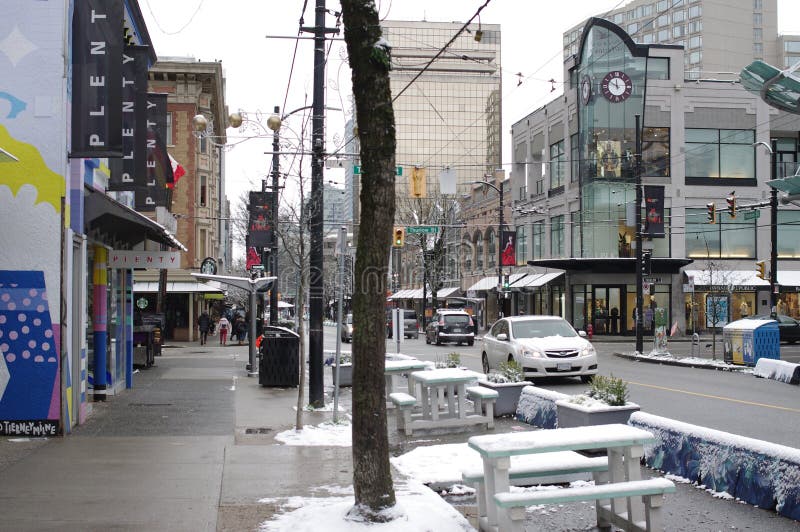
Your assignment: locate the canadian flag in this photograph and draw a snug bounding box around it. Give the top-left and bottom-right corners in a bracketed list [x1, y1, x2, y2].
[167, 154, 186, 189]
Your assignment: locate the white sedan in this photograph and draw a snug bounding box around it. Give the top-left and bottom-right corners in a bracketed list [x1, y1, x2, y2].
[481, 315, 598, 383]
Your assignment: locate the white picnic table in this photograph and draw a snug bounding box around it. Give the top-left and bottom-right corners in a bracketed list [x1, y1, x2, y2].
[384, 359, 433, 399]
[468, 423, 657, 531]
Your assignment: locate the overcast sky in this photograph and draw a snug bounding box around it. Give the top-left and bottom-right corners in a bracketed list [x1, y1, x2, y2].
[140, 0, 800, 243]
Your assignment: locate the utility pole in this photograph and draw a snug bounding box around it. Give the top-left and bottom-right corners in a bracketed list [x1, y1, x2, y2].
[269, 106, 280, 326]
[635, 114, 644, 354]
[498, 178, 505, 318]
[770, 139, 778, 313]
[302, 0, 338, 407]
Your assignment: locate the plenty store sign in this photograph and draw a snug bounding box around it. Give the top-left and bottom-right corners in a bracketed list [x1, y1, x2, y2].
[108, 250, 181, 269]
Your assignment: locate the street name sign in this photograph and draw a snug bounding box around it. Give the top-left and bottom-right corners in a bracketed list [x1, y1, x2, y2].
[406, 226, 439, 234]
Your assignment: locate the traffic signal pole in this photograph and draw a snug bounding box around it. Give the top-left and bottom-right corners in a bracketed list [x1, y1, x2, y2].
[635, 115, 644, 354]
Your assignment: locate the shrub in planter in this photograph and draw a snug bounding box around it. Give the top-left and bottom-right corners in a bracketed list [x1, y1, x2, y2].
[479, 361, 533, 417]
[435, 352, 463, 369]
[556, 374, 639, 428]
[331, 352, 352, 387]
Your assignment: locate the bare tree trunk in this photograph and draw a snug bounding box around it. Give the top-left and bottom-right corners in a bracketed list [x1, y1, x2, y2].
[341, 0, 397, 519]
[295, 265, 307, 429]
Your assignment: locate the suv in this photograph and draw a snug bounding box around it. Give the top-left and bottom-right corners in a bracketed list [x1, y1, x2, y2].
[425, 310, 475, 346]
[386, 309, 419, 339]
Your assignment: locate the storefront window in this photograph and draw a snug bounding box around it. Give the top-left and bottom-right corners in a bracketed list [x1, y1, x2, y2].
[642, 127, 670, 177]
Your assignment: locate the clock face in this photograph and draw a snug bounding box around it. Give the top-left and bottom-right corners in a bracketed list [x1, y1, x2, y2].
[580, 75, 592, 105]
[601, 71, 633, 103]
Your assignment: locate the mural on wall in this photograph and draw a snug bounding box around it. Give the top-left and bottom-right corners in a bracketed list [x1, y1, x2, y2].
[1, 2, 70, 434]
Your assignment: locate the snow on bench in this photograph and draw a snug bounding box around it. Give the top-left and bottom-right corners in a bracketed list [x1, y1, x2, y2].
[494, 477, 676, 532]
[754, 358, 800, 384]
[465, 386, 498, 428]
[389, 392, 417, 436]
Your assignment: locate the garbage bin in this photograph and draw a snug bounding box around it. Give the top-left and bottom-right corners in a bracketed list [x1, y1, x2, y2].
[133, 325, 155, 368]
[259, 326, 300, 387]
[723, 318, 779, 366]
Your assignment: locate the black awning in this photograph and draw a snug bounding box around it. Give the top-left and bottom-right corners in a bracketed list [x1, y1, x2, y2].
[84, 187, 186, 250]
[528, 257, 693, 274]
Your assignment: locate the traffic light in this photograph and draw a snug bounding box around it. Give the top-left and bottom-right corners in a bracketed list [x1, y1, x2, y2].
[706, 202, 716, 224]
[726, 192, 736, 219]
[392, 227, 405, 248]
[641, 251, 652, 275]
[756, 260, 766, 280]
[502, 274, 510, 291]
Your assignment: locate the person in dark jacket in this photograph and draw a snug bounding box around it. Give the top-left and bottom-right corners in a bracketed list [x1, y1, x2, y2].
[197, 312, 211, 345]
[235, 315, 247, 345]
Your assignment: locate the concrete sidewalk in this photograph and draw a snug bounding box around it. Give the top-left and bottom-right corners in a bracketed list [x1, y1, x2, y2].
[0, 341, 796, 531]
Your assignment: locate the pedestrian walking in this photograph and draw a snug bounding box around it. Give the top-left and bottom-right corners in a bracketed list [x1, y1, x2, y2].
[218, 315, 230, 345]
[197, 311, 211, 345]
[235, 315, 247, 345]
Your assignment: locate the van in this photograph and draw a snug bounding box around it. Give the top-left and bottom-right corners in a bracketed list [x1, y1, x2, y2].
[386, 309, 419, 339]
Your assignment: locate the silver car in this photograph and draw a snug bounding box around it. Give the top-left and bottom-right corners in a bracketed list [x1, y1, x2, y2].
[341, 313, 354, 343]
[481, 316, 598, 383]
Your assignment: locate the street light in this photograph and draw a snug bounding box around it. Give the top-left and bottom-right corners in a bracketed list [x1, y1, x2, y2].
[469, 173, 506, 317]
[754, 140, 779, 314]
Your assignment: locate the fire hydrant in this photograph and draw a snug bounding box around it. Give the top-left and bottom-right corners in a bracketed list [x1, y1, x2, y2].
[587, 323, 593, 339]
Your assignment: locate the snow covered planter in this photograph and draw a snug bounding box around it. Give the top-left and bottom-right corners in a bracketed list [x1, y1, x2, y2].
[331, 353, 352, 387]
[555, 375, 640, 428]
[754, 358, 800, 385]
[629, 411, 800, 521]
[479, 361, 533, 417]
[515, 386, 568, 429]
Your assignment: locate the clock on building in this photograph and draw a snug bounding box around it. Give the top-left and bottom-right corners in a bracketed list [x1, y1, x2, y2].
[580, 75, 592, 105]
[601, 71, 633, 103]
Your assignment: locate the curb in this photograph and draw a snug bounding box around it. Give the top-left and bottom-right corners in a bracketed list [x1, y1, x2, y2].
[612, 351, 750, 372]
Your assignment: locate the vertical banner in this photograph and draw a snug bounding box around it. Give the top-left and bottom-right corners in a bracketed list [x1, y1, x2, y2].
[70, 0, 124, 158]
[136, 93, 173, 211]
[501, 230, 516, 266]
[644, 185, 665, 238]
[248, 191, 275, 248]
[110, 46, 149, 190]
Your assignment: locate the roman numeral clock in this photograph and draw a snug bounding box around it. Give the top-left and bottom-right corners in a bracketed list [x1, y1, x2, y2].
[601, 71, 633, 103]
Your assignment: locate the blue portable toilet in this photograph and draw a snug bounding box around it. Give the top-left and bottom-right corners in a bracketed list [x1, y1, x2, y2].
[723, 319, 780, 366]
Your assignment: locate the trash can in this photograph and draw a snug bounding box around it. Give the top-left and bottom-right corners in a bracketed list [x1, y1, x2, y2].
[723, 319, 779, 366]
[259, 326, 300, 387]
[133, 325, 155, 368]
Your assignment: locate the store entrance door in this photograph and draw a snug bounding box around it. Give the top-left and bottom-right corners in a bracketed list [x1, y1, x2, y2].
[592, 286, 624, 335]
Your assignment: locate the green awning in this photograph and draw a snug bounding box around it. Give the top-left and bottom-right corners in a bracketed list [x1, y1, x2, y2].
[740, 60, 800, 114]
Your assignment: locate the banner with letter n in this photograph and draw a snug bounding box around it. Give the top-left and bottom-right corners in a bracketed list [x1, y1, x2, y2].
[135, 93, 173, 211]
[109, 45, 149, 191]
[644, 185, 665, 238]
[248, 191, 275, 249]
[70, 0, 124, 158]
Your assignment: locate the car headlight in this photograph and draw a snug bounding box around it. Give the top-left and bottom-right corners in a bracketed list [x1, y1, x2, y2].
[580, 344, 596, 357]
[521, 347, 545, 359]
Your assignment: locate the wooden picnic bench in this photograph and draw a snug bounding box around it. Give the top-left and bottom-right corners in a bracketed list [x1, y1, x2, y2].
[384, 358, 432, 403]
[468, 423, 661, 532]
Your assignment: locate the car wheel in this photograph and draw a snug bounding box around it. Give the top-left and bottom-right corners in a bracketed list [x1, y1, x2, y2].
[482, 353, 490, 374]
[436, 335, 442, 346]
[467, 340, 474, 347]
[580, 375, 593, 384]
[413, 334, 418, 340]
[425, 334, 431, 344]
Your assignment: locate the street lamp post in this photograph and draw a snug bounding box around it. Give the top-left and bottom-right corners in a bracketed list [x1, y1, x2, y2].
[266, 107, 281, 326]
[635, 115, 644, 354]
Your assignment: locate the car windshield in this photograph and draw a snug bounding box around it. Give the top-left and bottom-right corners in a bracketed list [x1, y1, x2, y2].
[511, 319, 577, 339]
[444, 314, 470, 325]
[403, 311, 416, 319]
[345, 315, 353, 324]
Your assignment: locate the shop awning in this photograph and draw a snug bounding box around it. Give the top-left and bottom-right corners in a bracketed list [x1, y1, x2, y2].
[529, 257, 693, 273]
[683, 270, 769, 288]
[84, 187, 187, 251]
[740, 59, 800, 114]
[388, 286, 460, 300]
[134, 281, 224, 293]
[466, 273, 527, 292]
[511, 271, 564, 288]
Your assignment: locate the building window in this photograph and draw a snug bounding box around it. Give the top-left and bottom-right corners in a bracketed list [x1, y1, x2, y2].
[475, 232, 483, 270]
[657, 14, 670, 27]
[657, 0, 668, 12]
[689, 50, 702, 64]
[753, 0, 762, 9]
[685, 129, 755, 180]
[166, 112, 173, 146]
[673, 25, 687, 38]
[570, 134, 580, 182]
[519, 184, 527, 200]
[516, 225, 528, 265]
[785, 41, 800, 53]
[647, 57, 670, 80]
[550, 140, 566, 190]
[689, 20, 702, 33]
[462, 238, 473, 272]
[754, 42, 763, 58]
[199, 174, 207, 206]
[627, 23, 639, 35]
[753, 28, 762, 42]
[642, 127, 670, 177]
[685, 208, 756, 259]
[673, 10, 686, 23]
[532, 221, 544, 260]
[199, 135, 207, 154]
[689, 35, 702, 49]
[570, 211, 581, 257]
[753, 12, 762, 26]
[658, 29, 670, 42]
[688, 5, 701, 18]
[550, 215, 565, 257]
[778, 211, 800, 258]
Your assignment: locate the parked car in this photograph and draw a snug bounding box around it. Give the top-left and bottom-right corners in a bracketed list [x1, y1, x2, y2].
[341, 313, 353, 343]
[386, 309, 419, 339]
[425, 310, 475, 346]
[481, 315, 597, 383]
[745, 314, 800, 343]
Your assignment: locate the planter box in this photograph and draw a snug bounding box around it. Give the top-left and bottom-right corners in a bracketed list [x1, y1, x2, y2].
[331, 364, 353, 387]
[477, 380, 534, 417]
[555, 399, 640, 428]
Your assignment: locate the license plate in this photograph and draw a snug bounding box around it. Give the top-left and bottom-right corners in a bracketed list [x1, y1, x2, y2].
[453, 328, 461, 333]
[556, 363, 571, 371]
